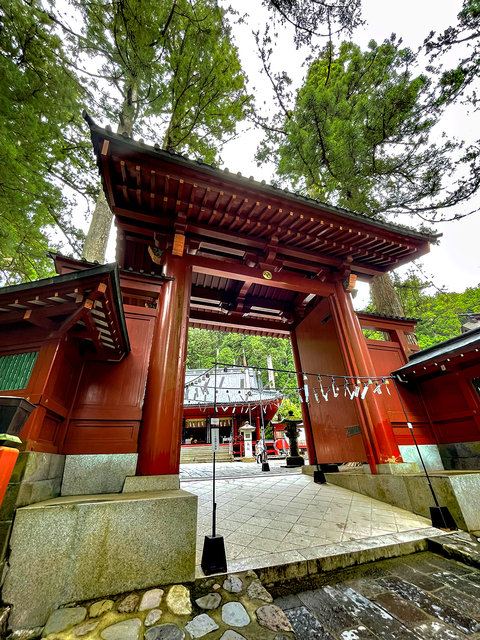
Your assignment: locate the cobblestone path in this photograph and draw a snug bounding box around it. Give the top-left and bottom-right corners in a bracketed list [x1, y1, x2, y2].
[275, 551, 480, 639]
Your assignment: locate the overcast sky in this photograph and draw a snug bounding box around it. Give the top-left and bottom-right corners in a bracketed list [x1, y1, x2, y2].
[214, 0, 480, 308]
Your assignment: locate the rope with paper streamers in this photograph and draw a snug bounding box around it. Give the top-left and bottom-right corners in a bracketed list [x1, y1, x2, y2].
[184, 361, 393, 412]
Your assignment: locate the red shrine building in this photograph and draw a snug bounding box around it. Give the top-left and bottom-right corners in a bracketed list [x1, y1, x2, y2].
[183, 367, 282, 457]
[0, 114, 452, 476]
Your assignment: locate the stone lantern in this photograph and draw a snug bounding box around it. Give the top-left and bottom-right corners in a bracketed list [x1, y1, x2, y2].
[284, 410, 304, 467]
[239, 421, 256, 460]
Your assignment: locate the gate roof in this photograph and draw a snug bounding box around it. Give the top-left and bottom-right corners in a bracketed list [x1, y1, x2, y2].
[86, 115, 438, 337]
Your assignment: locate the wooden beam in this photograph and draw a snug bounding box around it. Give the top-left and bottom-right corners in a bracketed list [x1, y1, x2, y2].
[189, 309, 291, 335]
[186, 254, 334, 297]
[23, 309, 57, 332]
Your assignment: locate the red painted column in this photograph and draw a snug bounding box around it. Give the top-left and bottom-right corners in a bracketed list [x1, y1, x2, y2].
[333, 283, 401, 469]
[137, 252, 192, 475]
[255, 415, 261, 441]
[0, 447, 19, 506]
[290, 330, 316, 464]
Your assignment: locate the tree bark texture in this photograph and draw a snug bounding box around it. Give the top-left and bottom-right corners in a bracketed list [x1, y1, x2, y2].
[81, 189, 113, 263]
[370, 272, 405, 317]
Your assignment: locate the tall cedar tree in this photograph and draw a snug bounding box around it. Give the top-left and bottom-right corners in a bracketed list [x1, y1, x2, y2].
[52, 0, 252, 263]
[0, 0, 90, 283]
[0, 0, 360, 280]
[257, 39, 472, 314]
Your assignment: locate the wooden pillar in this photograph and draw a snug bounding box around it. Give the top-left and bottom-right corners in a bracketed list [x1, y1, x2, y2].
[137, 252, 192, 475]
[332, 283, 401, 469]
[290, 330, 316, 464]
[255, 415, 261, 441]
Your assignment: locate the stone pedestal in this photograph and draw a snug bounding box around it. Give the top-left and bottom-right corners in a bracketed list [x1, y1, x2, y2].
[61, 453, 138, 495]
[122, 474, 179, 492]
[286, 456, 305, 468]
[0, 452, 64, 581]
[3, 488, 198, 630]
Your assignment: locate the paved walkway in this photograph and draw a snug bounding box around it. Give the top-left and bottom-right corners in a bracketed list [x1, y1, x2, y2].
[181, 472, 432, 573]
[180, 459, 303, 480]
[276, 550, 480, 639]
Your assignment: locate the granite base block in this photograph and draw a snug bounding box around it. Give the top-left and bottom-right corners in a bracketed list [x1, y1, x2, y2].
[122, 474, 179, 493]
[3, 489, 198, 630]
[61, 454, 138, 495]
[325, 471, 480, 533]
[439, 441, 480, 470]
[399, 444, 445, 472]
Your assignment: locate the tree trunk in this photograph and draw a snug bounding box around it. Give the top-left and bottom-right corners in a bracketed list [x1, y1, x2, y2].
[370, 272, 405, 316]
[81, 189, 113, 263]
[81, 84, 138, 263]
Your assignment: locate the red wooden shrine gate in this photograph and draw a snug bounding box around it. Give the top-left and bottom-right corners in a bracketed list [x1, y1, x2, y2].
[0, 116, 438, 475]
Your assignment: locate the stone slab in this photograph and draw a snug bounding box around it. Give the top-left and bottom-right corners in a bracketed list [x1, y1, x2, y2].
[123, 475, 179, 493]
[376, 463, 419, 475]
[325, 471, 480, 532]
[439, 441, 480, 470]
[61, 454, 138, 495]
[11, 452, 65, 484]
[255, 529, 448, 590]
[3, 489, 197, 629]
[398, 445, 445, 472]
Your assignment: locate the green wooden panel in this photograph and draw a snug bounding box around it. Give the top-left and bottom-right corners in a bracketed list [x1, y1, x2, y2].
[0, 352, 38, 391]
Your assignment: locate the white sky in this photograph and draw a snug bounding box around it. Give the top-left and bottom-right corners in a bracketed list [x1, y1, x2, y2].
[104, 1, 479, 310]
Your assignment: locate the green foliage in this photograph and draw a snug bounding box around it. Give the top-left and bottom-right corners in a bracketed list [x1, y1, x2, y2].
[0, 0, 251, 281]
[393, 274, 480, 348]
[259, 38, 458, 222]
[186, 328, 296, 394]
[276, 397, 302, 421]
[67, 0, 251, 160]
[426, 0, 480, 108]
[0, 0, 90, 282]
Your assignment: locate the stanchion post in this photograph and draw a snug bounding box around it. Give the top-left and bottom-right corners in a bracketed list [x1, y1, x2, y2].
[392, 378, 457, 531]
[201, 363, 227, 575]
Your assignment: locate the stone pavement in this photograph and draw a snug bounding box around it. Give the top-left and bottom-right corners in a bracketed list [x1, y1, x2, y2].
[180, 460, 302, 480]
[35, 571, 295, 640]
[183, 472, 432, 573]
[275, 550, 480, 639]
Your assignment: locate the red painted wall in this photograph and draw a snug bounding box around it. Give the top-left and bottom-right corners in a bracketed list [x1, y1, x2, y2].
[62, 306, 156, 454]
[365, 339, 435, 446]
[294, 298, 367, 463]
[416, 362, 480, 444]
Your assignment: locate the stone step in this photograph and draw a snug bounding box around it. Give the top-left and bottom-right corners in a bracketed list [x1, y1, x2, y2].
[204, 528, 451, 590]
[180, 446, 233, 464]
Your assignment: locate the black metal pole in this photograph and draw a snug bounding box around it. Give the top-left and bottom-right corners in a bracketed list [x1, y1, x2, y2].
[212, 448, 216, 536]
[259, 377, 270, 471]
[201, 360, 227, 575]
[392, 377, 456, 530]
[212, 362, 217, 536]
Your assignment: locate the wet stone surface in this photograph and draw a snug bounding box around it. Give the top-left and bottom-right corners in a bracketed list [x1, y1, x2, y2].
[184, 613, 219, 638]
[276, 551, 480, 640]
[100, 618, 142, 640]
[43, 607, 87, 636]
